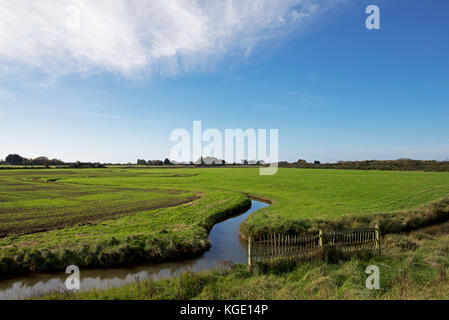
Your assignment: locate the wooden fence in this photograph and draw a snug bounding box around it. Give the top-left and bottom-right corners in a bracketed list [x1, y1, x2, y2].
[248, 224, 380, 267]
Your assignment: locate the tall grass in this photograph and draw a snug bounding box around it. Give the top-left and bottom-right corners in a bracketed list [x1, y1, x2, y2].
[43, 223, 449, 300]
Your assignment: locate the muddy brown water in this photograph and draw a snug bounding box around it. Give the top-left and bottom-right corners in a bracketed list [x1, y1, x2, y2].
[0, 200, 269, 299]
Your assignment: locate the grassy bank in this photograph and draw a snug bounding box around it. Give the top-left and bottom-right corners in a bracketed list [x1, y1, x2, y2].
[0, 192, 250, 275]
[42, 222, 449, 300]
[241, 195, 449, 238]
[0, 169, 251, 274]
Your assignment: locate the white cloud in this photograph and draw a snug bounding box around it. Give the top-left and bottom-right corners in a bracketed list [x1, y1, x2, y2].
[0, 0, 335, 78]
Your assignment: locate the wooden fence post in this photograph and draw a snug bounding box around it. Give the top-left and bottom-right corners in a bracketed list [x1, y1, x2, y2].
[319, 229, 323, 249]
[375, 224, 380, 254]
[248, 236, 252, 269]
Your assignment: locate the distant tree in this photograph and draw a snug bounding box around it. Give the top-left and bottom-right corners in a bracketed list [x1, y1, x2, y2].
[71, 161, 105, 169]
[148, 160, 163, 166]
[31, 156, 50, 166]
[164, 158, 171, 165]
[243, 160, 249, 165]
[6, 154, 25, 165]
[137, 159, 147, 165]
[49, 159, 65, 165]
[314, 160, 321, 165]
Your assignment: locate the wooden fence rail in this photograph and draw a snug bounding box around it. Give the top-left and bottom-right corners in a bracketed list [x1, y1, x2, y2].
[248, 224, 380, 268]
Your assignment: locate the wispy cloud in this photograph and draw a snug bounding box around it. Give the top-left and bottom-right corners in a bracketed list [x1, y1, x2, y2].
[0, 0, 336, 79]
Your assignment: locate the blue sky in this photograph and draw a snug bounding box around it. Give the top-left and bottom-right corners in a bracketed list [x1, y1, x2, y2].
[0, 0, 448, 163]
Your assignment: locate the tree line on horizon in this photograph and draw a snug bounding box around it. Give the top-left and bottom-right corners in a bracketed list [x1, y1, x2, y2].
[0, 154, 105, 168]
[3, 153, 449, 172]
[1, 154, 65, 166]
[278, 158, 449, 172]
[1, 154, 249, 167]
[137, 156, 264, 166]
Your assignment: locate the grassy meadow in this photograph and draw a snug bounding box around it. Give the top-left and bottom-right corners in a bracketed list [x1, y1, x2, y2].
[1, 167, 449, 275]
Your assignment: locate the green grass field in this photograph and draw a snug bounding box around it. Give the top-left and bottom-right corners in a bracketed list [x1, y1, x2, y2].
[1, 167, 449, 274]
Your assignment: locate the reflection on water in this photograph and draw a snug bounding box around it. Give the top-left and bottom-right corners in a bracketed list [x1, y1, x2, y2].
[0, 200, 268, 300]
